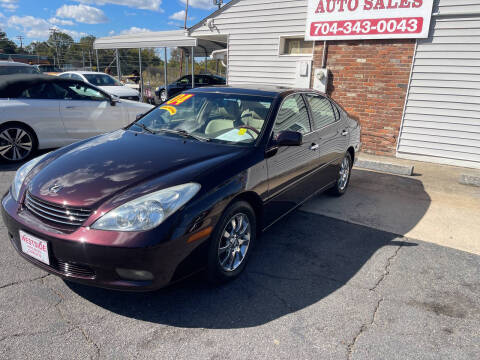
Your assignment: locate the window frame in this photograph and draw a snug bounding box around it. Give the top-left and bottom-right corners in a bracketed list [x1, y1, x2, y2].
[303, 92, 340, 131]
[278, 35, 315, 57]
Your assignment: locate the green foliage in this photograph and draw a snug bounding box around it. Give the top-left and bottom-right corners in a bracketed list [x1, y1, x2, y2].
[0, 31, 18, 54]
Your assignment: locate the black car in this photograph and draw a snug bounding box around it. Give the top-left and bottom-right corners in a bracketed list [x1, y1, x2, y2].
[2, 85, 361, 291]
[155, 74, 226, 103]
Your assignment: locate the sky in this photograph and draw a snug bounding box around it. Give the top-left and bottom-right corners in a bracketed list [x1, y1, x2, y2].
[0, 0, 230, 44]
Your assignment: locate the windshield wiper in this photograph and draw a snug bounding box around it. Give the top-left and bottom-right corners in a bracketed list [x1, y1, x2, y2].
[137, 123, 156, 134]
[157, 129, 211, 142]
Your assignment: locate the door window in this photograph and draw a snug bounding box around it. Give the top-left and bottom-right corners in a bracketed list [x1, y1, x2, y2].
[19, 82, 61, 99]
[55, 82, 109, 101]
[305, 94, 336, 130]
[70, 74, 84, 81]
[274, 94, 311, 134]
[178, 76, 191, 85]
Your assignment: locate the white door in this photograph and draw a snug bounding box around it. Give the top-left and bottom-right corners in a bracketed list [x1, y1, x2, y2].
[55, 81, 127, 140]
[6, 81, 69, 149]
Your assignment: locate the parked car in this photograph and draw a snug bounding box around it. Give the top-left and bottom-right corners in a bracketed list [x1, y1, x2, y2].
[59, 71, 141, 101]
[1, 85, 361, 291]
[0, 61, 41, 76]
[35, 64, 62, 76]
[155, 74, 226, 103]
[0, 74, 153, 162]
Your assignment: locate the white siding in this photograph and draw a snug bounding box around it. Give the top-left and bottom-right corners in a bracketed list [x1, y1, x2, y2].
[398, 1, 480, 168]
[190, 0, 310, 87]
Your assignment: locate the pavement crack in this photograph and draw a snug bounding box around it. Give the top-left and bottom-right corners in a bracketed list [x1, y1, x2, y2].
[346, 243, 403, 360]
[0, 274, 50, 290]
[369, 243, 403, 292]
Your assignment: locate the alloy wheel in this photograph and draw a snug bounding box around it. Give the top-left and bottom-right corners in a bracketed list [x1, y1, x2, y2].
[338, 156, 350, 191]
[218, 213, 251, 272]
[0, 128, 33, 162]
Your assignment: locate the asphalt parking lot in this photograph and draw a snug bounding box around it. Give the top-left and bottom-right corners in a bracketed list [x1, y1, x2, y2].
[1, 165, 479, 359]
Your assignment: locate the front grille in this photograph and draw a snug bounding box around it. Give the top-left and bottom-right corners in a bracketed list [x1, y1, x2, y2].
[24, 192, 92, 228]
[55, 259, 96, 279]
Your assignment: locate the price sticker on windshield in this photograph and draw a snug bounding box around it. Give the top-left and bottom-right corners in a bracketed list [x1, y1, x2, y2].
[167, 94, 194, 106]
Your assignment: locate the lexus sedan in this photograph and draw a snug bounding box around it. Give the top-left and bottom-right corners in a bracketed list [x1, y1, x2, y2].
[155, 74, 226, 103]
[0, 75, 153, 162]
[58, 71, 141, 101]
[2, 86, 361, 291]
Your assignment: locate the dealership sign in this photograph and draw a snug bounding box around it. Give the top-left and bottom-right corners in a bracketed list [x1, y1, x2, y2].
[305, 0, 434, 41]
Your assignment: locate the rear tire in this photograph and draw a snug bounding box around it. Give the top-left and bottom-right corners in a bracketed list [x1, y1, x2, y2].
[0, 124, 37, 163]
[207, 201, 256, 285]
[329, 152, 352, 197]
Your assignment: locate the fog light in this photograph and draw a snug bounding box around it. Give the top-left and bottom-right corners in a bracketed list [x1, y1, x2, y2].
[116, 268, 154, 281]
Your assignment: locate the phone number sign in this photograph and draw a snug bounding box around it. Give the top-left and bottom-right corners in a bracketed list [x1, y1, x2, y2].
[305, 0, 434, 41]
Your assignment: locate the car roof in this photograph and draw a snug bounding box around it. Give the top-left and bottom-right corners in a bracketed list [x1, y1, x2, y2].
[62, 71, 109, 75]
[0, 74, 80, 98]
[188, 85, 310, 97]
[0, 61, 34, 67]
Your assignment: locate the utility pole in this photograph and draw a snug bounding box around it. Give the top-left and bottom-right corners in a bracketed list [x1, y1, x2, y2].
[179, 0, 189, 77]
[16, 36, 24, 50]
[49, 28, 59, 67]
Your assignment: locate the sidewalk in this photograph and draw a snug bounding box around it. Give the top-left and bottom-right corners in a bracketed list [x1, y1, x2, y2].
[302, 153, 480, 255]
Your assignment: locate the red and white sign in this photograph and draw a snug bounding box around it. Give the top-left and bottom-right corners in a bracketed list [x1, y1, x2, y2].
[20, 231, 50, 265]
[305, 0, 434, 41]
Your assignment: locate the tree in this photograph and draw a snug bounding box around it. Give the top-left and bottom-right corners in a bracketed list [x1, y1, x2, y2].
[0, 30, 17, 54]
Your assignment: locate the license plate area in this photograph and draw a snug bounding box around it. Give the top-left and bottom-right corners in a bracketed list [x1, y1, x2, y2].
[19, 230, 50, 265]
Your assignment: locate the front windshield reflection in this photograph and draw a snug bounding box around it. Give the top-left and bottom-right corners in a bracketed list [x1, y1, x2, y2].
[130, 93, 274, 146]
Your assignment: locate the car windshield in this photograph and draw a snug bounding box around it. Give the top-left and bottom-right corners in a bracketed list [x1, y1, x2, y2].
[84, 74, 122, 86]
[130, 92, 273, 146]
[0, 66, 40, 75]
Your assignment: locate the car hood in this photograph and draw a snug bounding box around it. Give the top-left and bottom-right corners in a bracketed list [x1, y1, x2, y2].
[98, 85, 139, 97]
[29, 130, 248, 208]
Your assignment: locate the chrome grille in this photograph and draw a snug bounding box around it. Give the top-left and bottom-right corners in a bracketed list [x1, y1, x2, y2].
[56, 260, 95, 279]
[25, 192, 92, 227]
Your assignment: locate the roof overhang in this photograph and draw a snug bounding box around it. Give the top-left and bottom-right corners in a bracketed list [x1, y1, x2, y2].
[93, 30, 197, 50]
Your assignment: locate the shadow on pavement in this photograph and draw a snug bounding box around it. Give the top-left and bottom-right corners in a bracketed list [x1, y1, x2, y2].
[67, 206, 423, 329]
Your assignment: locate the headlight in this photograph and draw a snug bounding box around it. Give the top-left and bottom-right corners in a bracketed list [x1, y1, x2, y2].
[91, 183, 201, 232]
[11, 153, 49, 201]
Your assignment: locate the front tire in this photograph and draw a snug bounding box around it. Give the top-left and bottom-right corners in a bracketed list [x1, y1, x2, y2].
[160, 89, 167, 102]
[0, 124, 37, 163]
[329, 152, 352, 197]
[207, 201, 256, 284]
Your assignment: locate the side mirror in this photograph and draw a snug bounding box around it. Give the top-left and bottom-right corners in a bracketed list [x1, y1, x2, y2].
[275, 131, 303, 147]
[110, 95, 120, 106]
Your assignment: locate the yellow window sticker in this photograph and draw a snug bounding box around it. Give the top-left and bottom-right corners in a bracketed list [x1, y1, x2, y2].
[160, 105, 177, 115]
[167, 94, 194, 106]
[238, 128, 247, 136]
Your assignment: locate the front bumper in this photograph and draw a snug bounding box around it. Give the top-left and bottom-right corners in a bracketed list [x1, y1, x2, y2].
[1, 191, 205, 291]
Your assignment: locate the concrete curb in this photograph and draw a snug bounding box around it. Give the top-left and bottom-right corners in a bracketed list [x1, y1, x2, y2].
[354, 159, 414, 176]
[459, 174, 480, 187]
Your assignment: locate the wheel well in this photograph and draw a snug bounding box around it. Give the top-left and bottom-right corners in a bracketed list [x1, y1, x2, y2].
[347, 146, 355, 164]
[229, 191, 264, 235]
[0, 121, 39, 148]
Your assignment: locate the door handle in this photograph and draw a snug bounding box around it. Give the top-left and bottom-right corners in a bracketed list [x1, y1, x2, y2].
[65, 106, 77, 109]
[310, 143, 319, 151]
[342, 130, 349, 136]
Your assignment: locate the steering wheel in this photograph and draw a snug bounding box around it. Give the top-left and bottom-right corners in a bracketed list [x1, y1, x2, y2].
[233, 125, 261, 136]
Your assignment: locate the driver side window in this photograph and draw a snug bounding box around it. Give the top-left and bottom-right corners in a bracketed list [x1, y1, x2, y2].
[55, 82, 108, 101]
[274, 94, 311, 135]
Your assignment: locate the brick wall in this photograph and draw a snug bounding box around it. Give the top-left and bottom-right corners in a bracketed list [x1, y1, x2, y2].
[313, 40, 415, 156]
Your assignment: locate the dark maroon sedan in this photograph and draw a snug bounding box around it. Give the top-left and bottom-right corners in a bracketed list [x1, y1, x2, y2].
[2, 86, 361, 291]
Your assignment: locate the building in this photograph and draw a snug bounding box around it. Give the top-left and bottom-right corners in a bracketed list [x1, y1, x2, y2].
[95, 0, 480, 169]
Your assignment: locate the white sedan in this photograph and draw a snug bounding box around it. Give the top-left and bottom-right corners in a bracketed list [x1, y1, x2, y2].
[58, 71, 141, 101]
[0, 75, 154, 162]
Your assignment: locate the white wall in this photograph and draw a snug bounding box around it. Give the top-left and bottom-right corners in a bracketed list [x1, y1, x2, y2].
[190, 0, 310, 87]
